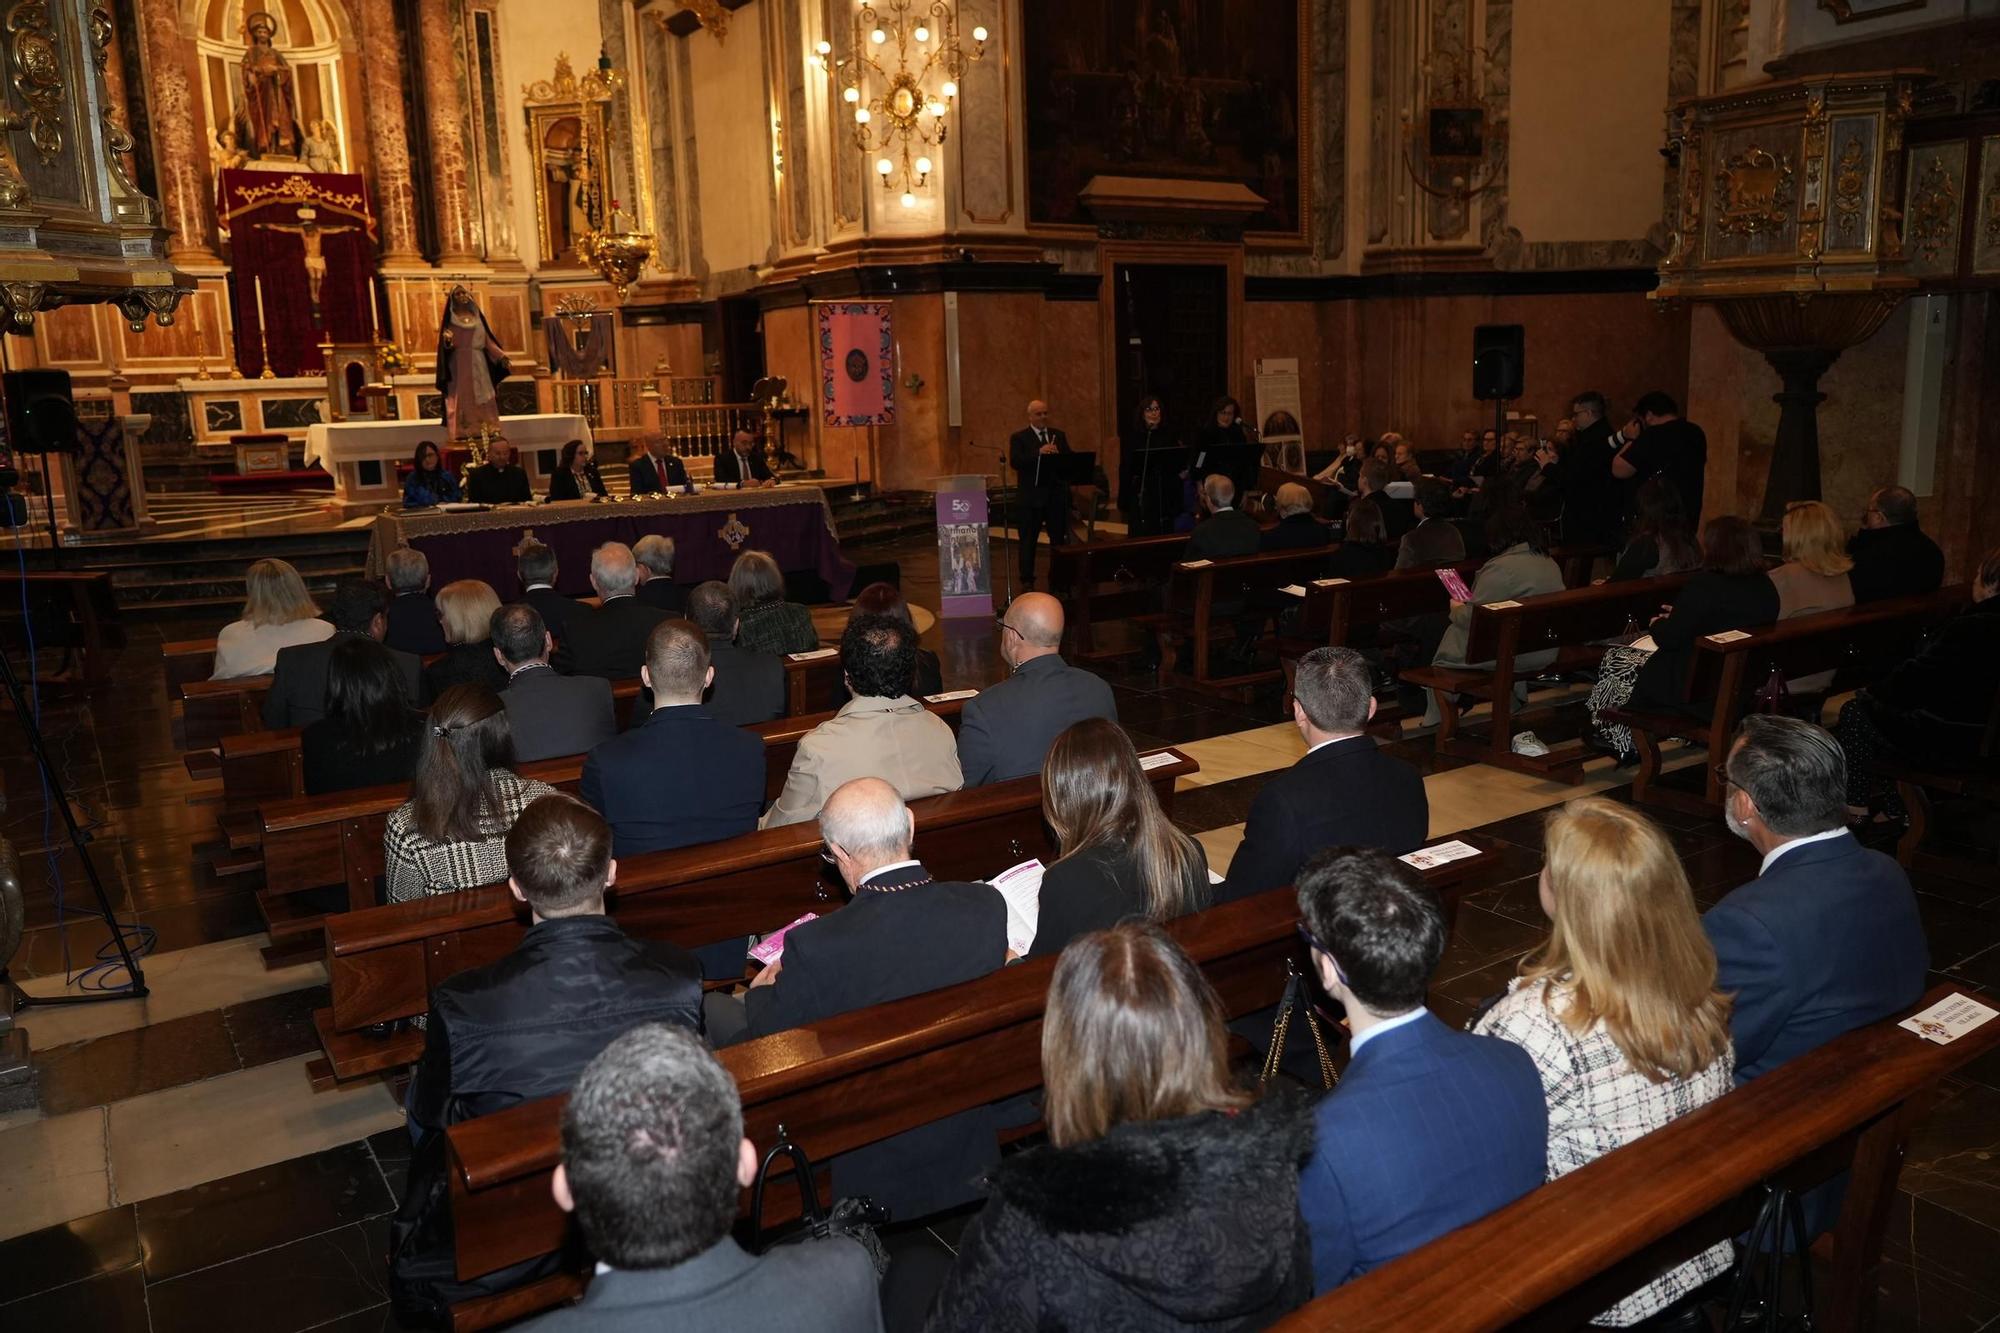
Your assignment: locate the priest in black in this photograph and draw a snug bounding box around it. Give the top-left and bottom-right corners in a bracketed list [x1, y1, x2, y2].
[464, 439, 532, 505]
[1007, 399, 1072, 588]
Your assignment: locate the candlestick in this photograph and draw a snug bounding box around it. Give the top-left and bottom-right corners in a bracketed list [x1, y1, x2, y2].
[254, 275, 276, 379]
[372, 280, 388, 343]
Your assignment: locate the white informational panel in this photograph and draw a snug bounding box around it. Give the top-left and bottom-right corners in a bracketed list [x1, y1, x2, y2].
[1254, 356, 1307, 475]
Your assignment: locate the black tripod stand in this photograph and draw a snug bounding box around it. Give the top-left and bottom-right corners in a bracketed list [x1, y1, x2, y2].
[0, 643, 148, 1007]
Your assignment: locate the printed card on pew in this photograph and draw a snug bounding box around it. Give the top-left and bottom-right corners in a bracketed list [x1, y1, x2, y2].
[747, 913, 819, 966]
[1705, 629, 1752, 644]
[1280, 584, 1308, 597]
[986, 859, 1044, 957]
[787, 647, 840, 661]
[1399, 840, 1482, 871]
[1179, 559, 1214, 569]
[924, 689, 979, 702]
[1899, 993, 1999, 1045]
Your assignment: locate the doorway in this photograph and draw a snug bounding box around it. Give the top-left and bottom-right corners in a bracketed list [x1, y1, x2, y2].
[1110, 263, 1230, 451]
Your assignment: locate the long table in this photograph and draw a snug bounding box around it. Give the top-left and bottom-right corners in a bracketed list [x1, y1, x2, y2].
[305, 413, 592, 506]
[365, 486, 856, 597]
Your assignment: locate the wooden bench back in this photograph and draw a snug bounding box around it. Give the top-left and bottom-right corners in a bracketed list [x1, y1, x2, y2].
[1048, 532, 1194, 656]
[162, 639, 218, 693]
[1293, 560, 1485, 647]
[1457, 572, 1695, 669]
[782, 651, 843, 715]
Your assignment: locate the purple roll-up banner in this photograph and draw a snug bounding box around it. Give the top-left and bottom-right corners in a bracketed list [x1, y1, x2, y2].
[936, 483, 993, 618]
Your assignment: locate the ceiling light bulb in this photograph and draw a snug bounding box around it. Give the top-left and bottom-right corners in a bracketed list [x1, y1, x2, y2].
[855, 107, 871, 123]
[914, 25, 929, 41]
[843, 86, 860, 103]
[876, 158, 893, 175]
[901, 191, 917, 208]
[972, 25, 988, 41]
[915, 156, 933, 175]
[926, 101, 945, 117]
[816, 39, 832, 54]
[870, 27, 886, 43]
[941, 80, 957, 97]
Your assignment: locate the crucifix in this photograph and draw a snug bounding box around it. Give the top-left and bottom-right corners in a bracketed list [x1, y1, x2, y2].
[253, 204, 356, 311]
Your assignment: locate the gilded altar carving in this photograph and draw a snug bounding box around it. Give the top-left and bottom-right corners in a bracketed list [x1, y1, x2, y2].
[6, 0, 65, 164]
[1907, 150, 1961, 265]
[1974, 137, 2000, 274]
[1713, 147, 1796, 237]
[1832, 138, 1867, 239]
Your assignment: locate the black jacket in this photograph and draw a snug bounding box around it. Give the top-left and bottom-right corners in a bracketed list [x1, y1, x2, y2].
[1261, 513, 1334, 552]
[580, 703, 766, 857]
[1859, 594, 2000, 760]
[636, 578, 687, 615]
[713, 446, 772, 486]
[1220, 736, 1429, 901]
[565, 595, 669, 680]
[923, 1087, 1316, 1332]
[1323, 541, 1397, 580]
[501, 663, 616, 763]
[422, 640, 508, 699]
[628, 450, 691, 495]
[523, 585, 583, 645]
[1847, 523, 1946, 605]
[384, 591, 446, 656]
[1009, 425, 1073, 501]
[263, 629, 423, 728]
[548, 463, 608, 501]
[1631, 569, 1780, 710]
[1395, 517, 1467, 570]
[300, 715, 422, 795]
[1561, 419, 1623, 546]
[1028, 842, 1208, 960]
[1185, 507, 1262, 561]
[465, 463, 531, 505]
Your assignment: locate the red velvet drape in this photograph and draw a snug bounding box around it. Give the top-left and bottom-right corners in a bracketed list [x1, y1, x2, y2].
[219, 169, 379, 378]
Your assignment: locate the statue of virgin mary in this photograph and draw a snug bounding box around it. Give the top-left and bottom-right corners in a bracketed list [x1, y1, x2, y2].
[435, 286, 511, 439]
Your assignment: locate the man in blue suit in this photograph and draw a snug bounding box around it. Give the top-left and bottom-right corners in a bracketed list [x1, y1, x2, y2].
[580, 619, 764, 859]
[1295, 847, 1546, 1294]
[1706, 715, 1928, 1084]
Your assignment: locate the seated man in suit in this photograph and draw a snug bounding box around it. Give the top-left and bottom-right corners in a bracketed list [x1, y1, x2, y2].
[955, 591, 1115, 786]
[516, 540, 580, 657]
[1296, 847, 1546, 1294]
[626, 432, 692, 496]
[761, 614, 961, 828]
[1184, 474, 1261, 561]
[1357, 459, 1415, 541]
[494, 603, 614, 762]
[390, 795, 704, 1323]
[464, 438, 532, 505]
[687, 580, 784, 725]
[713, 427, 775, 488]
[382, 546, 447, 656]
[565, 542, 670, 680]
[523, 1023, 884, 1333]
[1221, 647, 1427, 901]
[1395, 477, 1469, 570]
[264, 578, 422, 728]
[1847, 483, 1945, 604]
[633, 534, 686, 615]
[1260, 482, 1332, 551]
[581, 619, 765, 857]
[1706, 715, 1928, 1084]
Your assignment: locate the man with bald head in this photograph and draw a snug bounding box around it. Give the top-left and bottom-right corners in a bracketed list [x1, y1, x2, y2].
[565, 542, 671, 680]
[955, 590, 1117, 785]
[1007, 398, 1073, 588]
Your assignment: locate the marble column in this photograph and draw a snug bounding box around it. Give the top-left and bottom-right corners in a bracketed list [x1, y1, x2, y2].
[415, 0, 483, 261]
[356, 0, 423, 261]
[136, 0, 213, 259]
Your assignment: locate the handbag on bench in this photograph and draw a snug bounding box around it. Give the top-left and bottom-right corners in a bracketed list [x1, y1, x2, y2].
[749, 1129, 893, 1275]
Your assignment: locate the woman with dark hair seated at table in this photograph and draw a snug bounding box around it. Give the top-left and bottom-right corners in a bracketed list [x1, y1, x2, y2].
[402, 441, 461, 508]
[546, 438, 607, 501]
[302, 637, 423, 795]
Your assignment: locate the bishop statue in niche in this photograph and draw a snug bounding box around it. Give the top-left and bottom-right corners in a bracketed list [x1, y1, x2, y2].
[239, 11, 301, 158]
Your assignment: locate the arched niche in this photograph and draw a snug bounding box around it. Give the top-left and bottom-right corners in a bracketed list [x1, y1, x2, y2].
[193, 0, 353, 169]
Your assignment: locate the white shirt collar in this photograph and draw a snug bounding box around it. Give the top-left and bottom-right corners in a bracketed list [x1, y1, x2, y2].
[526, 582, 554, 592]
[1349, 1006, 1428, 1055]
[1306, 732, 1364, 756]
[1759, 826, 1849, 876]
[862, 859, 923, 884]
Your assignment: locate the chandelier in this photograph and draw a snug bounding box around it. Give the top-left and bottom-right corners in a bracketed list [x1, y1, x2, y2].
[812, 1, 987, 206]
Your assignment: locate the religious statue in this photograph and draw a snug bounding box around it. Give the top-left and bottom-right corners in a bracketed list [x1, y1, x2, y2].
[254, 205, 356, 307]
[302, 119, 341, 175]
[436, 286, 511, 439]
[239, 12, 300, 158]
[211, 127, 248, 174]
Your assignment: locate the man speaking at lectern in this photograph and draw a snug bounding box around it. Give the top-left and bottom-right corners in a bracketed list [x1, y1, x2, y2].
[1008, 399, 1072, 590]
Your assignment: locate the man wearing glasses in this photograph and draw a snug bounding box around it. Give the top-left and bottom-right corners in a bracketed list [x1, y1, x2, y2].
[954, 592, 1116, 786]
[1846, 484, 1944, 604]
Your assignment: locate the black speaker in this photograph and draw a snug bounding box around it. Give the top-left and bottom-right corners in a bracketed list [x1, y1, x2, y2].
[3, 369, 78, 455]
[1472, 324, 1524, 401]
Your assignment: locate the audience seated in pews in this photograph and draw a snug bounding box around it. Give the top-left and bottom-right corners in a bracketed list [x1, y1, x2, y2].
[389, 797, 705, 1325]
[1323, 495, 1397, 578]
[1834, 545, 2000, 823]
[210, 557, 334, 679]
[1310, 434, 1365, 500]
[1296, 848, 1547, 1294]
[1221, 648, 1427, 902]
[1394, 478, 1467, 570]
[1391, 436, 1424, 484]
[762, 614, 961, 828]
[565, 543, 669, 681]
[1472, 798, 1735, 1328]
[401, 440, 462, 510]
[463, 438, 531, 506]
[1261, 483, 1332, 551]
[383, 685, 560, 904]
[680, 580, 785, 726]
[626, 432, 693, 497]
[548, 438, 608, 501]
[1768, 500, 1856, 694]
[1027, 719, 1207, 959]
[1358, 458, 1416, 541]
[915, 923, 1314, 1331]
[264, 579, 423, 729]
[494, 603, 614, 763]
[301, 637, 424, 796]
[382, 546, 448, 656]
[517, 541, 581, 652]
[1183, 474, 1261, 561]
[1588, 515, 1777, 762]
[632, 534, 685, 615]
[1607, 476, 1699, 582]
[421, 579, 507, 699]
[1451, 429, 1502, 495]
[731, 549, 820, 655]
[1847, 483, 1946, 605]
[955, 592, 1115, 787]
[522, 1023, 885, 1332]
[1418, 503, 1566, 728]
[581, 620, 765, 857]
[829, 582, 945, 706]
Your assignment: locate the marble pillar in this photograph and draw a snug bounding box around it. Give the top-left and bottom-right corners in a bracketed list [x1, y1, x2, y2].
[416, 0, 483, 261]
[356, 0, 423, 261]
[136, 0, 213, 259]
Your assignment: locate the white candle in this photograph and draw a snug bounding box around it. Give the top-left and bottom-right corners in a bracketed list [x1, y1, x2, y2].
[254, 275, 267, 333]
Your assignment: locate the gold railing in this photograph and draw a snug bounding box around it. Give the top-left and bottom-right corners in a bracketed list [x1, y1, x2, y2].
[658, 402, 764, 460]
[548, 375, 778, 465]
[552, 377, 649, 431]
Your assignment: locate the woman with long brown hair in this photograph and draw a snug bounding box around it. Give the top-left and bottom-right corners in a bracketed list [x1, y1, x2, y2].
[1474, 798, 1734, 1326]
[922, 923, 1312, 1330]
[1028, 719, 1207, 958]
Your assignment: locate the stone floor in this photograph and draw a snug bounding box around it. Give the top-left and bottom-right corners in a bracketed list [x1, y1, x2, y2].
[2, 531, 1996, 1330]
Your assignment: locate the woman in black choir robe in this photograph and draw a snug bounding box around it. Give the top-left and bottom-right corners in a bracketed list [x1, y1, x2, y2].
[1119, 396, 1181, 536]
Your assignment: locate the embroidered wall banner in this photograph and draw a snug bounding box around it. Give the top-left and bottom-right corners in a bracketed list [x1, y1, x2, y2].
[815, 300, 895, 427]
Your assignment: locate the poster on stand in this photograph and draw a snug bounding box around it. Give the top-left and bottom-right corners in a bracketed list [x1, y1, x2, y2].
[935, 483, 992, 618]
[1254, 356, 1308, 476]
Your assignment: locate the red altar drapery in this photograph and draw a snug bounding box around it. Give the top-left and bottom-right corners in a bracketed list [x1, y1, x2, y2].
[219, 169, 378, 378]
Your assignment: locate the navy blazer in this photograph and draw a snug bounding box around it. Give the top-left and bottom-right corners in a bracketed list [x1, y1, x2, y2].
[1300, 1012, 1546, 1294]
[1220, 736, 1429, 902]
[628, 450, 691, 496]
[1704, 831, 1928, 1084]
[955, 653, 1118, 786]
[384, 591, 446, 656]
[579, 703, 766, 857]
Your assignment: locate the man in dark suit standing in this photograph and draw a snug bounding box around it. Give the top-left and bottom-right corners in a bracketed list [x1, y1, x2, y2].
[712, 428, 775, 487]
[633, 535, 686, 615]
[1395, 478, 1469, 569]
[1295, 847, 1546, 1294]
[565, 542, 669, 680]
[264, 579, 422, 728]
[464, 438, 532, 505]
[1221, 647, 1427, 901]
[517, 541, 580, 655]
[955, 592, 1115, 785]
[627, 434, 692, 496]
[580, 620, 764, 857]
[1562, 390, 1623, 546]
[382, 546, 446, 656]
[1007, 399, 1072, 589]
[523, 1024, 884, 1333]
[494, 604, 615, 762]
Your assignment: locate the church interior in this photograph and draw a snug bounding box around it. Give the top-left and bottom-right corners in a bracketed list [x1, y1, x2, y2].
[2, 0, 1999, 1329]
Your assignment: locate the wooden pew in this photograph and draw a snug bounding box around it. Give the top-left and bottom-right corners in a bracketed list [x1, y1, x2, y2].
[782, 649, 844, 715]
[1278, 560, 1485, 660]
[162, 638, 218, 693]
[1398, 573, 1696, 775]
[1153, 547, 1360, 690]
[310, 744, 1194, 1085]
[1604, 588, 1967, 814]
[2, 570, 124, 685]
[1872, 686, 2000, 882]
[437, 842, 1501, 1331]
[1047, 532, 1195, 660]
[259, 697, 974, 964]
[1274, 982, 2000, 1333]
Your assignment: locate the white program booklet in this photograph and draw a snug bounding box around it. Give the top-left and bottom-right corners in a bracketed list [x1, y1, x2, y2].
[1138, 751, 1180, 770]
[924, 689, 980, 702]
[787, 647, 839, 661]
[1399, 840, 1483, 871]
[1279, 584, 1308, 597]
[987, 859, 1045, 957]
[1899, 993, 2000, 1045]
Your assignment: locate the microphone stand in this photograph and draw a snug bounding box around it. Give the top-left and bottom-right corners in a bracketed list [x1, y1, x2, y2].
[997, 449, 1016, 609]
